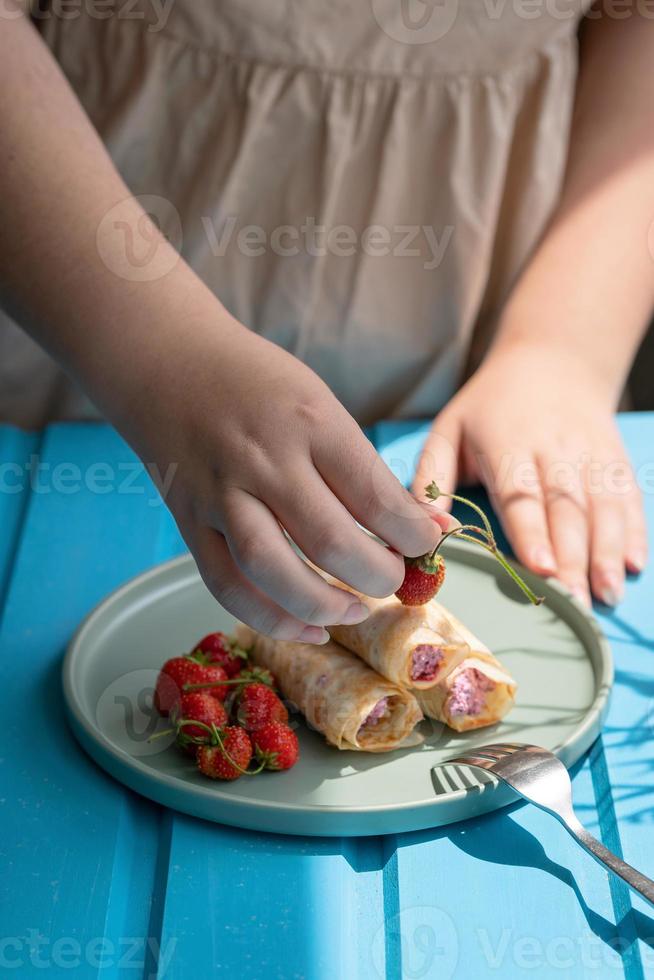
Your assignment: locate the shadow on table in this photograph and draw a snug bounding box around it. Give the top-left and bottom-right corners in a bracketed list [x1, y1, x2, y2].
[334, 751, 654, 960]
[587, 608, 654, 827]
[602, 607, 654, 657]
[441, 809, 654, 949]
[389, 775, 654, 961]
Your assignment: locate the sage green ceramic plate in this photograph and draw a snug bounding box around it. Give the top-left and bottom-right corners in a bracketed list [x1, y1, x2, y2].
[62, 541, 612, 836]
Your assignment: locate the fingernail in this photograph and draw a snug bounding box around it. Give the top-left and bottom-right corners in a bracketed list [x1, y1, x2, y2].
[298, 626, 330, 644]
[340, 601, 370, 625]
[530, 547, 556, 574]
[598, 573, 624, 607]
[430, 510, 461, 533]
[441, 513, 462, 533]
[626, 551, 646, 574]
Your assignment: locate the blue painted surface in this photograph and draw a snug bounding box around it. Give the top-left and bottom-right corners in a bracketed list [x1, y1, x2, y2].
[0, 418, 653, 979]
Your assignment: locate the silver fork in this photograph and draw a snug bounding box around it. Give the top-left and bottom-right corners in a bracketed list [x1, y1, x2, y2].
[443, 742, 654, 909]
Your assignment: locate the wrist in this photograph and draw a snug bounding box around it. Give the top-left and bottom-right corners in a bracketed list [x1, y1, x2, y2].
[483, 326, 619, 408]
[489, 293, 627, 407]
[68, 258, 245, 437]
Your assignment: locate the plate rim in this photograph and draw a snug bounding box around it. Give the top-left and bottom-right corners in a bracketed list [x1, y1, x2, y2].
[62, 544, 613, 823]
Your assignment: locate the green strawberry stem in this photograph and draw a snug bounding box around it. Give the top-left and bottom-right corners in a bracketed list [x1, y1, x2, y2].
[149, 716, 213, 744]
[210, 724, 265, 776]
[184, 679, 245, 691]
[458, 533, 543, 606]
[148, 726, 174, 742]
[183, 674, 272, 693]
[426, 483, 544, 606]
[425, 481, 495, 542]
[153, 718, 264, 774]
[433, 523, 492, 552]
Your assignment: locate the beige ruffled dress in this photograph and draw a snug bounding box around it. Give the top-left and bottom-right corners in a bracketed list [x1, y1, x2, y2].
[1, 0, 589, 428]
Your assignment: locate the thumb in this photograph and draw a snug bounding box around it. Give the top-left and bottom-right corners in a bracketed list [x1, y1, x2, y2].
[411, 410, 461, 512]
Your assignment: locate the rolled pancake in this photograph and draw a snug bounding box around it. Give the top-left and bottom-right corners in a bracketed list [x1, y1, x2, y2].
[416, 608, 516, 731]
[235, 625, 423, 752]
[324, 579, 471, 689]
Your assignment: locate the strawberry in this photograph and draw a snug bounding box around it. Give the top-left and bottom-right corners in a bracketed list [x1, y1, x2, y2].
[155, 656, 209, 715]
[186, 659, 230, 702]
[197, 726, 253, 781]
[171, 692, 228, 754]
[194, 631, 249, 679]
[395, 553, 445, 606]
[252, 722, 299, 771]
[155, 653, 230, 715]
[235, 683, 288, 732]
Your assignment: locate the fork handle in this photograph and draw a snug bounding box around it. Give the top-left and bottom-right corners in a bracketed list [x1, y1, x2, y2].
[561, 814, 654, 909]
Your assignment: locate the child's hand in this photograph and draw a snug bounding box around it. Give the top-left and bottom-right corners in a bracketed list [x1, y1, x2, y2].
[414, 341, 646, 607]
[132, 323, 444, 642]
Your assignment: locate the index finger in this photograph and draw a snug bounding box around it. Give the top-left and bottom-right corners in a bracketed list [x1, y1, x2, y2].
[312, 423, 441, 558]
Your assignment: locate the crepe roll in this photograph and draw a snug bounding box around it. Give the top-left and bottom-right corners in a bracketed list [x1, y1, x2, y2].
[325, 584, 471, 689]
[235, 625, 423, 752]
[416, 654, 517, 732]
[415, 608, 516, 731]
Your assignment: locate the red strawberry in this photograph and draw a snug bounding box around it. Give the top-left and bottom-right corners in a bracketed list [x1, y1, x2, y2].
[155, 654, 230, 716]
[155, 657, 207, 716]
[395, 553, 445, 606]
[171, 692, 228, 754]
[195, 632, 249, 679]
[235, 683, 288, 732]
[252, 722, 299, 771]
[186, 660, 230, 702]
[197, 726, 253, 781]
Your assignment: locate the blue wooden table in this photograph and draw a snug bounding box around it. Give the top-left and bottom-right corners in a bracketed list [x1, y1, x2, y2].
[1, 416, 654, 979]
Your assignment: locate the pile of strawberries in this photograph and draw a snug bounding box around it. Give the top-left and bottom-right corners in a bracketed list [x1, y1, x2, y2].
[153, 631, 299, 780]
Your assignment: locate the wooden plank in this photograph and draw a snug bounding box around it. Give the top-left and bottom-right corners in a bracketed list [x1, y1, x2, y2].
[0, 424, 184, 979]
[0, 426, 41, 627]
[157, 821, 391, 979]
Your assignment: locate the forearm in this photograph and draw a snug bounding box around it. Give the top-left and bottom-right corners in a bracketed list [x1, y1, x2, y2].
[492, 11, 654, 404]
[0, 8, 240, 430]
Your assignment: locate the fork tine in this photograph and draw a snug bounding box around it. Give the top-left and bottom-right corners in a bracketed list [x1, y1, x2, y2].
[467, 746, 511, 761]
[444, 754, 497, 772]
[452, 742, 529, 763]
[487, 742, 529, 753]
